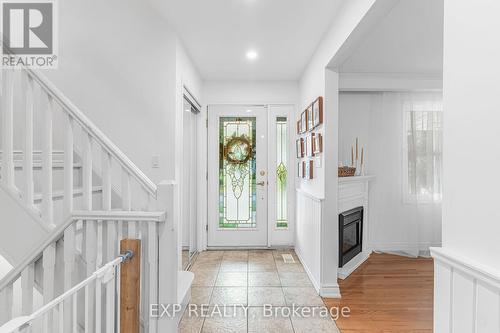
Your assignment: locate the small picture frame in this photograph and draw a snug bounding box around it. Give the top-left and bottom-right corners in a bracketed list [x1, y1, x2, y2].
[306, 105, 313, 132]
[312, 97, 323, 128]
[313, 133, 323, 155]
[298, 161, 304, 178]
[304, 160, 314, 180]
[305, 134, 314, 157]
[296, 138, 304, 158]
[300, 112, 307, 134]
[296, 120, 301, 135]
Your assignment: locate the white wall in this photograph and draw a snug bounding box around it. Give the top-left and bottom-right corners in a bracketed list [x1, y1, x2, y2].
[433, 0, 500, 331]
[43, 0, 178, 184]
[339, 92, 442, 253]
[295, 0, 376, 297]
[204, 81, 298, 105]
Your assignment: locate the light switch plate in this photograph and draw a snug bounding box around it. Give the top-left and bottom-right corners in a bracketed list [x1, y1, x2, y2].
[151, 155, 160, 168]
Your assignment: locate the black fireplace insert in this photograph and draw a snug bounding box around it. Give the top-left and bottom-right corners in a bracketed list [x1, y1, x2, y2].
[339, 206, 363, 267]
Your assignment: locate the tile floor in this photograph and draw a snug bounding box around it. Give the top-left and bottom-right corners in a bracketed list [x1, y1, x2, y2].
[180, 250, 340, 333]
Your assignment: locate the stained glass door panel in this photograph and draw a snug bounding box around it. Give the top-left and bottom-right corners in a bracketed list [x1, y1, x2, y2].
[208, 105, 268, 247]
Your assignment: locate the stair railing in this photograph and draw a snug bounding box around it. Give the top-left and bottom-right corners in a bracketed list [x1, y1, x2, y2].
[0, 250, 134, 333]
[1, 65, 158, 229]
[0, 207, 174, 333]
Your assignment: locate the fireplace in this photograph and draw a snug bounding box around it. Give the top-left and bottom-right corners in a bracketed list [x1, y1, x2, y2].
[339, 207, 363, 267]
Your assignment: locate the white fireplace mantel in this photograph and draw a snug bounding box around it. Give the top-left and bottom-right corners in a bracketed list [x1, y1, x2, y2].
[338, 175, 375, 279]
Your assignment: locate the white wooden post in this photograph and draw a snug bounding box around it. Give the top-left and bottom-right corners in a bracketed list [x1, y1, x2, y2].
[23, 72, 35, 205]
[157, 181, 178, 333]
[42, 95, 54, 227]
[63, 222, 76, 332]
[64, 113, 74, 217]
[148, 222, 159, 333]
[0, 284, 13, 325]
[82, 132, 93, 210]
[21, 263, 35, 315]
[43, 243, 56, 333]
[85, 220, 97, 331]
[1, 69, 15, 190]
[101, 150, 112, 210]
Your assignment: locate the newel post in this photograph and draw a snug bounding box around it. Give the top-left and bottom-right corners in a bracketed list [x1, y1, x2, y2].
[120, 239, 141, 333]
[156, 181, 178, 333]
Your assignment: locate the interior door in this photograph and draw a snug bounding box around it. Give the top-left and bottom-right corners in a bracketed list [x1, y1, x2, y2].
[207, 105, 268, 247]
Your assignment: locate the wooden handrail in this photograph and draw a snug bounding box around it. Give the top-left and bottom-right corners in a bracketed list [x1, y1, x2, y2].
[0, 211, 165, 292]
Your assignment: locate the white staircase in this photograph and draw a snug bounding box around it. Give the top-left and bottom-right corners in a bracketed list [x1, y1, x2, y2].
[0, 65, 192, 332]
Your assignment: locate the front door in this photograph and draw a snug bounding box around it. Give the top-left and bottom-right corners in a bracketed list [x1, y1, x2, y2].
[207, 105, 268, 247]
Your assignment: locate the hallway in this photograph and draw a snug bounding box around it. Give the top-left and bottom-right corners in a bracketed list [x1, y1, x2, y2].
[180, 250, 339, 333]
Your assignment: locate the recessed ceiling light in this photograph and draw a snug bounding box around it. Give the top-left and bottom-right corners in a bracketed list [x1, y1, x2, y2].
[246, 50, 258, 61]
[246, 109, 252, 113]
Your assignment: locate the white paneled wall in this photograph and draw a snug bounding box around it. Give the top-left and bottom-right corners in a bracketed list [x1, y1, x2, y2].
[294, 189, 322, 292]
[432, 248, 500, 333]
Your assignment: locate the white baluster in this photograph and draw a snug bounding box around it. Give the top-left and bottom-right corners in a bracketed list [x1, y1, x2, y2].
[63, 222, 76, 332]
[58, 303, 64, 333]
[84, 285, 90, 333]
[82, 132, 93, 210]
[95, 277, 102, 333]
[105, 277, 115, 333]
[1, 69, 15, 190]
[64, 113, 74, 217]
[84, 220, 97, 331]
[42, 95, 54, 227]
[72, 293, 78, 333]
[21, 263, 35, 315]
[120, 170, 131, 242]
[22, 72, 35, 205]
[102, 150, 111, 211]
[43, 243, 56, 333]
[148, 223, 158, 332]
[0, 284, 13, 325]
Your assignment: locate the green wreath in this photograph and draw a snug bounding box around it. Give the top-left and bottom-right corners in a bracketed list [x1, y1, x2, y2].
[224, 136, 253, 164]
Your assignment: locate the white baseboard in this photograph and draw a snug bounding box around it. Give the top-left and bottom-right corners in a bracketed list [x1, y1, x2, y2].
[338, 251, 371, 280]
[371, 242, 441, 253]
[294, 247, 320, 292]
[319, 285, 341, 298]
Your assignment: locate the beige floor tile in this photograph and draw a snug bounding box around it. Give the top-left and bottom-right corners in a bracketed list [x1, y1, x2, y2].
[291, 311, 340, 333]
[191, 287, 213, 305]
[180, 309, 205, 333]
[248, 261, 277, 272]
[191, 260, 220, 272]
[278, 272, 313, 287]
[248, 307, 294, 333]
[248, 250, 275, 260]
[215, 272, 248, 287]
[248, 272, 281, 286]
[219, 261, 248, 272]
[201, 307, 247, 333]
[282, 287, 325, 306]
[210, 287, 247, 305]
[248, 287, 286, 306]
[192, 270, 219, 287]
[222, 251, 248, 261]
[276, 262, 306, 273]
[197, 251, 224, 260]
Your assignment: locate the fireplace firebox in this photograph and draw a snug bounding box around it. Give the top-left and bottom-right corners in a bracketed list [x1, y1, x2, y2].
[339, 207, 363, 267]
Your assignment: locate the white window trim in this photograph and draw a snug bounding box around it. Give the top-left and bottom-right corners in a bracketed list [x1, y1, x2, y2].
[402, 100, 443, 204]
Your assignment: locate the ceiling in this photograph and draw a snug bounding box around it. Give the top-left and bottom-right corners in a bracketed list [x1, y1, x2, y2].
[150, 0, 343, 81]
[339, 0, 443, 75]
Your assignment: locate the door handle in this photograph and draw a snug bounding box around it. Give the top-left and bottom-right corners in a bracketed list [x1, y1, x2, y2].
[256, 181, 266, 186]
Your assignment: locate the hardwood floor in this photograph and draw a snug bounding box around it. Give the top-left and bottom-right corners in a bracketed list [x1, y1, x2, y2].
[323, 253, 433, 333]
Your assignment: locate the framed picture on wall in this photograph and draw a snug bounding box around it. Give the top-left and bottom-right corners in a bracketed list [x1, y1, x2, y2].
[300, 112, 307, 134]
[296, 120, 301, 134]
[305, 134, 314, 157]
[306, 105, 313, 131]
[296, 138, 304, 158]
[313, 133, 323, 155]
[304, 160, 314, 180]
[298, 161, 304, 178]
[312, 97, 324, 128]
